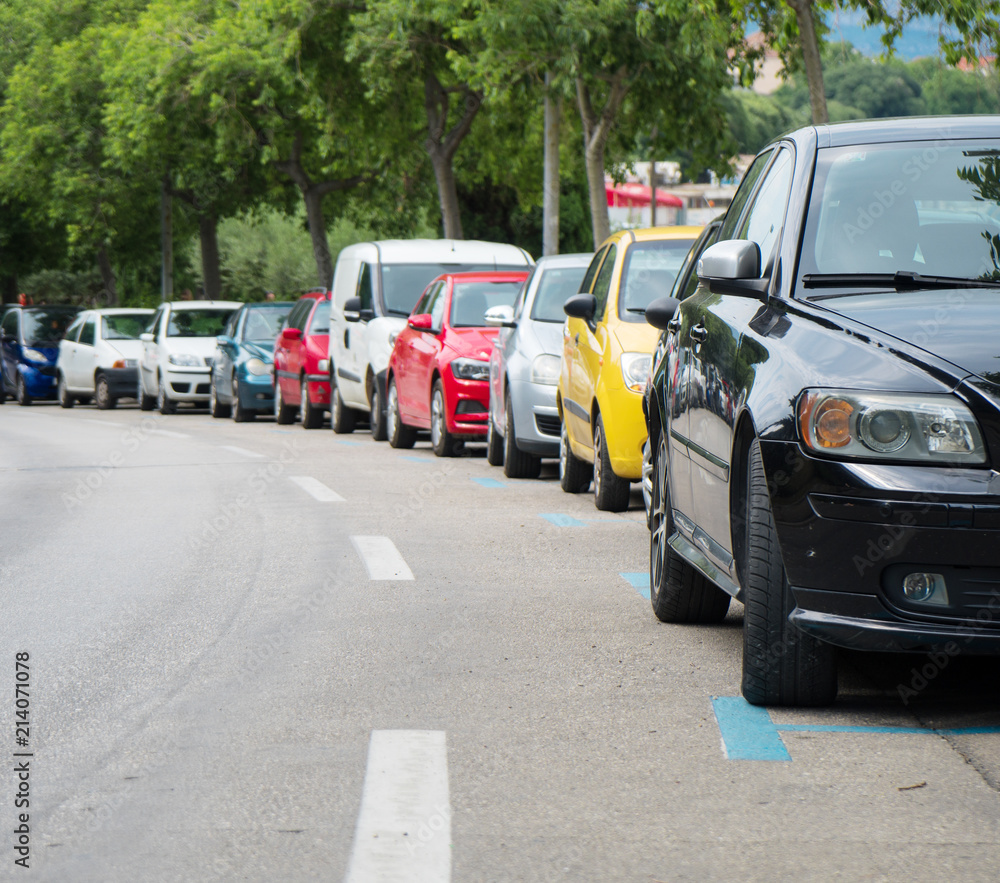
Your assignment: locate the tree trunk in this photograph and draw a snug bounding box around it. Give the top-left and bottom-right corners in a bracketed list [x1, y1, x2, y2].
[96, 245, 118, 307]
[789, 0, 828, 124]
[424, 73, 482, 240]
[161, 174, 173, 303]
[0, 274, 17, 305]
[302, 187, 334, 289]
[198, 214, 223, 300]
[576, 71, 631, 249]
[542, 73, 561, 256]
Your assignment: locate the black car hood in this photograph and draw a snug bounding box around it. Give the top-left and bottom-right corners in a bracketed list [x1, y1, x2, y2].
[820, 290, 1000, 389]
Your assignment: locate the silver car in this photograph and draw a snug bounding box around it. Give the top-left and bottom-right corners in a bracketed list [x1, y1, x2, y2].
[486, 253, 592, 477]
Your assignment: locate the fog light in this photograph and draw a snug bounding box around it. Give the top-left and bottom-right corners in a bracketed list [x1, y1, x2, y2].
[902, 572, 949, 606]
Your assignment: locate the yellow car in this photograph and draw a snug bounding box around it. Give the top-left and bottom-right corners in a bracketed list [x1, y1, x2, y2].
[557, 226, 702, 511]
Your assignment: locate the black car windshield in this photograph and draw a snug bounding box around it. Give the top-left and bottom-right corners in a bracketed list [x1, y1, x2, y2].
[450, 281, 524, 327]
[530, 266, 589, 322]
[22, 308, 77, 345]
[168, 309, 233, 337]
[382, 263, 528, 317]
[797, 141, 1000, 298]
[618, 239, 696, 321]
[243, 305, 292, 342]
[102, 313, 150, 340]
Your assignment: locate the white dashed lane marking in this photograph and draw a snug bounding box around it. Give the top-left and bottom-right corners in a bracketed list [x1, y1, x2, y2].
[288, 475, 344, 502]
[220, 444, 264, 458]
[147, 428, 191, 439]
[350, 536, 415, 581]
[344, 730, 450, 883]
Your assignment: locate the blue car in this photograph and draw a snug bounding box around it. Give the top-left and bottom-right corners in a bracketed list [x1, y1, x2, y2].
[209, 301, 293, 421]
[0, 305, 80, 405]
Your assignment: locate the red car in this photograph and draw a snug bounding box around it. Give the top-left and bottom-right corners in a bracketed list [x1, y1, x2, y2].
[386, 271, 529, 456]
[273, 290, 331, 428]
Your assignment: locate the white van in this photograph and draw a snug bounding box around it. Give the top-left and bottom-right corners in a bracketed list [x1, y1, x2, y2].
[328, 239, 533, 437]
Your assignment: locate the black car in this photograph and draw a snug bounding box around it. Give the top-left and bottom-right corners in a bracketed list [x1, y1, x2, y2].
[644, 116, 1000, 707]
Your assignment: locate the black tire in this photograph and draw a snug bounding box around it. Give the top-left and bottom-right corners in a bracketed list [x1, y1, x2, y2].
[593, 414, 630, 511]
[232, 376, 254, 422]
[369, 376, 387, 441]
[95, 374, 117, 410]
[209, 377, 230, 418]
[559, 418, 590, 493]
[57, 374, 75, 409]
[16, 374, 32, 406]
[503, 393, 540, 479]
[649, 435, 731, 623]
[331, 384, 356, 434]
[386, 378, 417, 449]
[0, 375, 5, 405]
[742, 439, 838, 707]
[274, 379, 296, 424]
[138, 377, 156, 411]
[641, 438, 653, 529]
[157, 374, 175, 415]
[300, 376, 322, 429]
[430, 380, 459, 457]
[486, 397, 504, 467]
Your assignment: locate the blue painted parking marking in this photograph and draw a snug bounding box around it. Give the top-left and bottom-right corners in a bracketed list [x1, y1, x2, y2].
[539, 513, 587, 527]
[712, 697, 792, 761]
[712, 696, 1000, 761]
[400, 456, 434, 463]
[336, 440, 363, 447]
[619, 572, 651, 600]
[472, 477, 506, 488]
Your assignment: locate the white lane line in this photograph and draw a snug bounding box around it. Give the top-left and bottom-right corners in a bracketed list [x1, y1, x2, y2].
[289, 475, 344, 502]
[147, 428, 191, 439]
[79, 418, 127, 428]
[350, 536, 415, 581]
[220, 445, 264, 458]
[344, 730, 450, 883]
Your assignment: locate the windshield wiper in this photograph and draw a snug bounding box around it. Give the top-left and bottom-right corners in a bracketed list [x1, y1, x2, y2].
[803, 271, 1000, 292]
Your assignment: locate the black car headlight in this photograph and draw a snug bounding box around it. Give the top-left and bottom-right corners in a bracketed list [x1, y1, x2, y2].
[451, 358, 489, 381]
[798, 390, 987, 464]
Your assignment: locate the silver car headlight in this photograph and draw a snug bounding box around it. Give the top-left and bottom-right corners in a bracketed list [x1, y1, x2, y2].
[168, 353, 202, 367]
[798, 390, 987, 463]
[246, 358, 269, 376]
[621, 352, 652, 394]
[451, 358, 490, 381]
[530, 354, 561, 386]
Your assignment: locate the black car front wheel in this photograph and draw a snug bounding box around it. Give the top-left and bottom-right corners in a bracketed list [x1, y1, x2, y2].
[232, 376, 254, 422]
[57, 374, 75, 409]
[559, 419, 590, 493]
[331, 384, 356, 434]
[503, 393, 540, 479]
[741, 439, 838, 707]
[649, 436, 730, 624]
[386, 378, 416, 449]
[95, 374, 116, 410]
[16, 374, 32, 406]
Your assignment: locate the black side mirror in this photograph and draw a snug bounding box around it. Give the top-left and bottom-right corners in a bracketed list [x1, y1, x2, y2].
[644, 297, 681, 332]
[563, 293, 597, 321]
[343, 296, 362, 322]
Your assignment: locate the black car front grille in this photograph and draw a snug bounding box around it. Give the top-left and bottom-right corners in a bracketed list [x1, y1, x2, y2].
[196, 383, 211, 395]
[535, 414, 561, 437]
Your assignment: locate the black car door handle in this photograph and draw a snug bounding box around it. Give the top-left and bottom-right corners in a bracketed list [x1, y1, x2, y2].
[690, 323, 708, 343]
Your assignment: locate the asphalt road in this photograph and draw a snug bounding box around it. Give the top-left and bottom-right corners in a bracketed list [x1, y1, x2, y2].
[2, 402, 1000, 882]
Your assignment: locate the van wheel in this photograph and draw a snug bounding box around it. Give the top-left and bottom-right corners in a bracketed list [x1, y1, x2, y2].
[369, 376, 387, 441]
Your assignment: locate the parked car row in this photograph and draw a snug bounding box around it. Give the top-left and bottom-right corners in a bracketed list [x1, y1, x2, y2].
[8, 117, 999, 711]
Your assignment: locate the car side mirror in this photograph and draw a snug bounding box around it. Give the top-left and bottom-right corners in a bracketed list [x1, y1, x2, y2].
[408, 313, 433, 331]
[697, 240, 769, 297]
[563, 293, 597, 321]
[140, 332, 154, 343]
[484, 305, 515, 327]
[644, 297, 682, 331]
[281, 327, 302, 342]
[343, 296, 362, 323]
[216, 334, 234, 346]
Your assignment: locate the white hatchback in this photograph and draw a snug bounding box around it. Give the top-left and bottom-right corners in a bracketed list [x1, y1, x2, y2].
[138, 300, 241, 414]
[57, 308, 154, 409]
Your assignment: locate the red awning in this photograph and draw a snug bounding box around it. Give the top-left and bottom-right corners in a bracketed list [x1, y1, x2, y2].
[606, 182, 684, 209]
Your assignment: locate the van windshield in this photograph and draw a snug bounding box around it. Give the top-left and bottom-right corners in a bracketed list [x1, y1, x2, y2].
[381, 263, 528, 317]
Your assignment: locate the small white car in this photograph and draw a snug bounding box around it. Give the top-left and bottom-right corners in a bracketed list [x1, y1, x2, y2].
[138, 300, 241, 414]
[57, 308, 154, 409]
